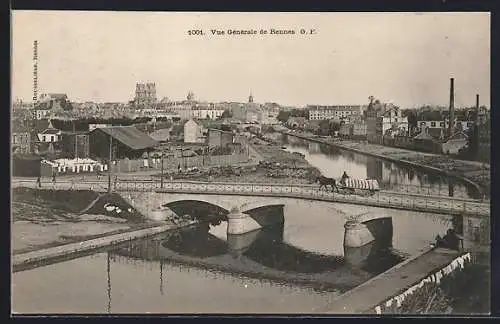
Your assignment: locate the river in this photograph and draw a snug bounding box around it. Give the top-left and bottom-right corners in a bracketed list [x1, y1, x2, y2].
[280, 134, 479, 199]
[12, 195, 459, 314]
[13, 132, 484, 314]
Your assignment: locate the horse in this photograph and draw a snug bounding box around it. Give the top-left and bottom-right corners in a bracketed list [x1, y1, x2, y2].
[315, 176, 339, 192]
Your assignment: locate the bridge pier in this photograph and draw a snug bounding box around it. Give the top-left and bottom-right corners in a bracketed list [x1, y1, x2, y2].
[344, 215, 393, 248]
[226, 207, 262, 235]
[344, 221, 375, 248]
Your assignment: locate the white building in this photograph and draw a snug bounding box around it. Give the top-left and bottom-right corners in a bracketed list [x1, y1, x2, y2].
[191, 106, 224, 120]
[183, 119, 203, 143]
[308, 105, 364, 121]
[377, 106, 409, 137]
[417, 119, 472, 133]
[37, 120, 62, 143]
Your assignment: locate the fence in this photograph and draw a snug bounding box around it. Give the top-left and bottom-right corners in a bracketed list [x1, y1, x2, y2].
[110, 154, 250, 173]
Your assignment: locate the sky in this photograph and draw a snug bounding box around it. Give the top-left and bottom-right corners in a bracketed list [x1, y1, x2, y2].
[12, 11, 490, 108]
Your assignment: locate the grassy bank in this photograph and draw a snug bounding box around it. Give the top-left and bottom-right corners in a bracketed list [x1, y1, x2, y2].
[11, 188, 159, 254]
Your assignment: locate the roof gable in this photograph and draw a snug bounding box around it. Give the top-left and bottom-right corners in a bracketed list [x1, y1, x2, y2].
[92, 126, 158, 150]
[413, 131, 437, 141]
[447, 131, 469, 141]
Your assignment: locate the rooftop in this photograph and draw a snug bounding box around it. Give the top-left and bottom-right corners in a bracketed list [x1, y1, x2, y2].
[91, 126, 158, 150]
[308, 105, 363, 111]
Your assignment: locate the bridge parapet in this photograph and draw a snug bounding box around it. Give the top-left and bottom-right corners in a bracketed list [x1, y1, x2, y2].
[12, 178, 491, 217]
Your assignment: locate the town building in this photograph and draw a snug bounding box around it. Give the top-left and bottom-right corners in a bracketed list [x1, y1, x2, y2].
[232, 104, 262, 123]
[366, 101, 407, 143]
[412, 129, 445, 154]
[339, 123, 352, 137]
[89, 123, 112, 131]
[149, 128, 171, 144]
[191, 105, 224, 120]
[286, 117, 308, 129]
[134, 83, 157, 106]
[441, 131, 469, 155]
[88, 126, 157, 159]
[36, 119, 62, 143]
[307, 105, 364, 121]
[417, 119, 472, 133]
[352, 121, 368, 138]
[183, 119, 204, 143]
[12, 121, 32, 154]
[35, 93, 72, 120]
[206, 128, 234, 148]
[377, 105, 409, 137]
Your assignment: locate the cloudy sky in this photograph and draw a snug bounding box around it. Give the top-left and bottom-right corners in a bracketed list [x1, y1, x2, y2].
[12, 11, 490, 107]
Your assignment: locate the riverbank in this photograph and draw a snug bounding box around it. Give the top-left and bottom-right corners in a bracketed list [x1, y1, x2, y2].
[281, 131, 490, 197]
[11, 188, 194, 255]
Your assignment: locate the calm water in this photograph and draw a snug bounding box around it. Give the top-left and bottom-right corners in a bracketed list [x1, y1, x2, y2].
[281, 134, 479, 199]
[12, 198, 457, 314]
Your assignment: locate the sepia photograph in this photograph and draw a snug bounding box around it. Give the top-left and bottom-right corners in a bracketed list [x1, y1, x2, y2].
[11, 11, 491, 315]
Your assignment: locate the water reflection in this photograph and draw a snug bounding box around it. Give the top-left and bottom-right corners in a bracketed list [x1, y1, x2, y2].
[13, 198, 466, 314]
[107, 252, 111, 313]
[282, 134, 479, 199]
[110, 220, 404, 293]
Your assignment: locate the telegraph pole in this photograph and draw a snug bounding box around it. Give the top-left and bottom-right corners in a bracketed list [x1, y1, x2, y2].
[160, 152, 164, 189]
[73, 120, 78, 160]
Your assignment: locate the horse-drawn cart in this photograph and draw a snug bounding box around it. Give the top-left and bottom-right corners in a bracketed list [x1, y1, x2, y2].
[338, 178, 380, 195]
[315, 175, 380, 196]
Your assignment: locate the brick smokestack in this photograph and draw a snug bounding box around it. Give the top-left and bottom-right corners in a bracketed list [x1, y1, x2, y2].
[448, 78, 455, 137]
[475, 94, 480, 126]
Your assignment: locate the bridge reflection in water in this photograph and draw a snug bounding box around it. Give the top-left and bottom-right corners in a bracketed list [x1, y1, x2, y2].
[110, 218, 404, 293]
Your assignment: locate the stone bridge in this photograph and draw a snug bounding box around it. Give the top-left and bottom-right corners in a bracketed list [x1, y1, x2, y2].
[112, 179, 490, 218]
[11, 178, 491, 219]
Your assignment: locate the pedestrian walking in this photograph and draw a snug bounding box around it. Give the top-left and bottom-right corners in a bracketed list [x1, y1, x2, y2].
[36, 176, 41, 188]
[52, 172, 56, 185]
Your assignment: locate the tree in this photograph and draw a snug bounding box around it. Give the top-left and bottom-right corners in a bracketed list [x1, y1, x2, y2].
[277, 110, 291, 123]
[330, 120, 341, 133]
[318, 119, 330, 135]
[402, 108, 418, 130]
[221, 109, 233, 119]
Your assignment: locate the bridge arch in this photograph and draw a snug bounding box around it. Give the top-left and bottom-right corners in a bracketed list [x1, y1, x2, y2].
[164, 199, 230, 222]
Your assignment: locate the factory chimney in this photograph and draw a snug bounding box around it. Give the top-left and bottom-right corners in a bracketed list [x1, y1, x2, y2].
[448, 78, 455, 138]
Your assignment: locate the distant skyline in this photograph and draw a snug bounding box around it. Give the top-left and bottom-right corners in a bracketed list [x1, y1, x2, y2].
[12, 11, 490, 108]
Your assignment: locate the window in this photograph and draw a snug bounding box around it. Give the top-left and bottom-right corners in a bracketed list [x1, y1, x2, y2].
[51, 135, 55, 142]
[467, 122, 472, 127]
[431, 122, 436, 127]
[440, 122, 445, 127]
[42, 135, 46, 142]
[395, 118, 398, 122]
[420, 122, 426, 126]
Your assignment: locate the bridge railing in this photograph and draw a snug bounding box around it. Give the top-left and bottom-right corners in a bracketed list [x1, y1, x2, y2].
[11, 178, 489, 217]
[114, 179, 490, 217]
